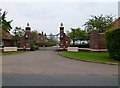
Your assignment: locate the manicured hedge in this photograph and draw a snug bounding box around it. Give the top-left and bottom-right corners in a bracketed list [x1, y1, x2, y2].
[105, 27, 120, 60]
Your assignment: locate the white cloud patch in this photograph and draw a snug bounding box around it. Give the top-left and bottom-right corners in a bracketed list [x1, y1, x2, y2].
[0, 2, 118, 34]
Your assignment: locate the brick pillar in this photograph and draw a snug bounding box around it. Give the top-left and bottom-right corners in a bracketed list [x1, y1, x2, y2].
[59, 23, 70, 49]
[20, 23, 31, 49]
[90, 30, 99, 49]
[60, 23, 65, 48]
[99, 33, 106, 49]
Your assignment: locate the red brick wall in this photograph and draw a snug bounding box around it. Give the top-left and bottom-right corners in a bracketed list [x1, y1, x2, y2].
[90, 30, 99, 49]
[113, 17, 120, 28]
[99, 33, 106, 49]
[90, 30, 106, 49]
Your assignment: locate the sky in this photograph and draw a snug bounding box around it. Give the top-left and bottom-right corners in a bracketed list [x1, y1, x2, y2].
[0, 0, 119, 35]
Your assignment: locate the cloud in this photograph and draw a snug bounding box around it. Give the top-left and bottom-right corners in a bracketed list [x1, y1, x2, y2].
[0, 2, 118, 34]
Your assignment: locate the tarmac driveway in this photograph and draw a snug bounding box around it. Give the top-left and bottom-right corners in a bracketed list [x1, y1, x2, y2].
[2, 50, 118, 86]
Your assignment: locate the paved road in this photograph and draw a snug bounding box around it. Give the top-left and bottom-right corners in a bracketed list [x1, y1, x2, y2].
[2, 50, 118, 86]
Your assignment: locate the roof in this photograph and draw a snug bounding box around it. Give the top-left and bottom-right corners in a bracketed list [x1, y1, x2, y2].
[0, 28, 13, 40]
[112, 17, 120, 28]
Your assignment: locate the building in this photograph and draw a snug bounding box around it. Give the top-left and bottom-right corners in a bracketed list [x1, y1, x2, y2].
[112, 17, 120, 28]
[37, 32, 48, 43]
[0, 28, 14, 47]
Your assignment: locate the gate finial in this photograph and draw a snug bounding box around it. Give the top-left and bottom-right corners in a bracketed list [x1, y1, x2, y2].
[60, 23, 63, 27]
[27, 23, 29, 27]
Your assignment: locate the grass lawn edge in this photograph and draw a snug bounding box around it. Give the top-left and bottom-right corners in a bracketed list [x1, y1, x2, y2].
[0, 51, 29, 55]
[59, 52, 118, 65]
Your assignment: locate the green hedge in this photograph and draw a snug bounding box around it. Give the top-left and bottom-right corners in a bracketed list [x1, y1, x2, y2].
[35, 41, 57, 47]
[105, 27, 120, 60]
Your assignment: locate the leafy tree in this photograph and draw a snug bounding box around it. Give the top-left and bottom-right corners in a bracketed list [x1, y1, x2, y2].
[83, 14, 115, 33]
[48, 33, 57, 44]
[12, 27, 25, 37]
[30, 30, 39, 49]
[12, 27, 25, 46]
[67, 28, 87, 45]
[1, 10, 12, 32]
[31, 30, 39, 41]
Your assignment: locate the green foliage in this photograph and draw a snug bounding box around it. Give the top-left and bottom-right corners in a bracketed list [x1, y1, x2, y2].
[84, 14, 115, 33]
[67, 28, 88, 45]
[31, 30, 39, 41]
[105, 27, 120, 60]
[59, 51, 118, 64]
[1, 10, 12, 32]
[35, 41, 56, 47]
[30, 30, 39, 51]
[12, 27, 25, 37]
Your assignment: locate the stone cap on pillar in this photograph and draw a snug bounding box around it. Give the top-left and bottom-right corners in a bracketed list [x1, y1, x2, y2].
[26, 23, 31, 31]
[60, 23, 63, 27]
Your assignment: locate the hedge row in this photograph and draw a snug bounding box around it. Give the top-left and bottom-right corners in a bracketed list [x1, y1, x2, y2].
[105, 27, 120, 60]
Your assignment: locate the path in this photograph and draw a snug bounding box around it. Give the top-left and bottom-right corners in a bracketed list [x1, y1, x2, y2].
[2, 50, 118, 86]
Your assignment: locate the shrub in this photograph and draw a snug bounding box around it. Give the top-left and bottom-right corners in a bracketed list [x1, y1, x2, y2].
[30, 45, 39, 51]
[105, 27, 120, 60]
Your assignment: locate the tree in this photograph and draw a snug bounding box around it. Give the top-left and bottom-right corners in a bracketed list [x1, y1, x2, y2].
[12, 27, 25, 46]
[12, 27, 25, 37]
[31, 30, 39, 41]
[48, 33, 57, 45]
[67, 28, 87, 45]
[1, 10, 12, 32]
[83, 14, 115, 33]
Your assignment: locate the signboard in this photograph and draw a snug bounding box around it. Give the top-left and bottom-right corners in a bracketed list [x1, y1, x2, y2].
[67, 47, 78, 52]
[4, 47, 17, 52]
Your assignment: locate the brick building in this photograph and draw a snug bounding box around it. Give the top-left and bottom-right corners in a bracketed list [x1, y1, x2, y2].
[37, 32, 48, 43]
[0, 28, 14, 47]
[112, 17, 120, 28]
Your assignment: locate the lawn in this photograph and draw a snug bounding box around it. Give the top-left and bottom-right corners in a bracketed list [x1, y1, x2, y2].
[59, 51, 118, 64]
[0, 51, 27, 55]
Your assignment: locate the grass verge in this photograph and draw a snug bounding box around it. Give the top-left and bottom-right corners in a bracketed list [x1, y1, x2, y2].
[59, 51, 118, 65]
[0, 51, 28, 55]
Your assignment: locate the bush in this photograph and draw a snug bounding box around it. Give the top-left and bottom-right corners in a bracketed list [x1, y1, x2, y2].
[105, 27, 120, 60]
[34, 41, 57, 47]
[30, 45, 39, 51]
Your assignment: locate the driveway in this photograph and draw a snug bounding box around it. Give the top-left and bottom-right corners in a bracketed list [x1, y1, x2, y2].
[2, 50, 118, 86]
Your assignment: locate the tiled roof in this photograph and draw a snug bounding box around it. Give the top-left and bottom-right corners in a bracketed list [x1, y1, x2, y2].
[0, 28, 13, 40]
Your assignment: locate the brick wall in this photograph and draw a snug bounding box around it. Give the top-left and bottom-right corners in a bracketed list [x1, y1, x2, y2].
[113, 17, 120, 28]
[90, 30, 106, 49]
[99, 33, 106, 49]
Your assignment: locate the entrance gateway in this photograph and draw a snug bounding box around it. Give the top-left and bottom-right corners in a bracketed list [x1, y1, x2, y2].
[20, 23, 70, 50]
